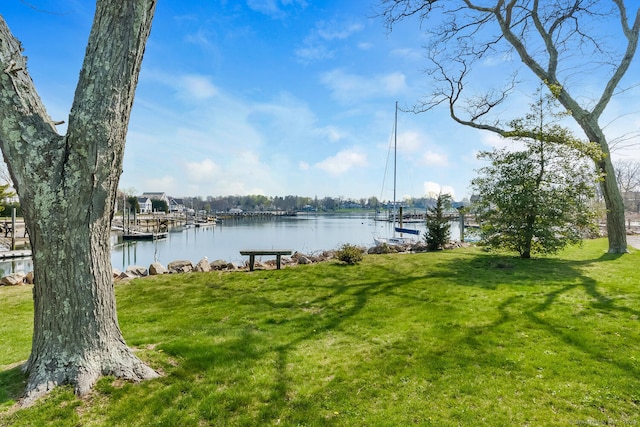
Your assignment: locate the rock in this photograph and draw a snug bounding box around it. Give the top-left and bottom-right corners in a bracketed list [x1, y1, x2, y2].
[112, 268, 122, 279]
[116, 271, 136, 281]
[25, 271, 35, 285]
[149, 262, 167, 275]
[226, 262, 240, 270]
[210, 259, 228, 270]
[368, 244, 401, 254]
[297, 255, 313, 265]
[167, 259, 193, 273]
[409, 242, 429, 252]
[281, 256, 292, 265]
[194, 257, 211, 272]
[126, 266, 148, 277]
[250, 260, 267, 270]
[0, 272, 25, 286]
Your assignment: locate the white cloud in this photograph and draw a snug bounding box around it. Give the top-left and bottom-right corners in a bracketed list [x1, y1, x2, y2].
[184, 29, 213, 49]
[397, 130, 423, 152]
[185, 159, 220, 182]
[420, 151, 449, 166]
[423, 181, 456, 199]
[294, 45, 334, 63]
[319, 125, 346, 142]
[315, 149, 367, 175]
[295, 19, 364, 64]
[246, 0, 308, 18]
[391, 47, 423, 61]
[320, 69, 408, 103]
[180, 75, 219, 100]
[316, 21, 363, 40]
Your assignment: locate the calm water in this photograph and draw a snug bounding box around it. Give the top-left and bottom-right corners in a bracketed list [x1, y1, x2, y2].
[0, 214, 464, 274]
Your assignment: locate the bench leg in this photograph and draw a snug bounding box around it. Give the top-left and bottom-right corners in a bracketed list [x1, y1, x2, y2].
[249, 255, 255, 271]
[276, 254, 281, 269]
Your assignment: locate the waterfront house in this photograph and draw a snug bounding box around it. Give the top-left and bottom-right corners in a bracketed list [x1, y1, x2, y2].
[138, 197, 152, 214]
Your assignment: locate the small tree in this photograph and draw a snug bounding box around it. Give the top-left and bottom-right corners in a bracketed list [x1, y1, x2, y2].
[151, 199, 168, 213]
[471, 93, 600, 258]
[424, 193, 452, 250]
[0, 182, 15, 215]
[126, 195, 140, 213]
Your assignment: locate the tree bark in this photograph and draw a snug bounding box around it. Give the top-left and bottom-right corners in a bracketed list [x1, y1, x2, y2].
[0, 0, 158, 405]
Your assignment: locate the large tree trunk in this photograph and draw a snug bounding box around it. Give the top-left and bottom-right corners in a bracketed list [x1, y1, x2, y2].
[574, 117, 628, 253]
[0, 0, 159, 405]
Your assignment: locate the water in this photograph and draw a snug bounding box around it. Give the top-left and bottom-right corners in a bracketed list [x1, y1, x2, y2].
[0, 214, 465, 274]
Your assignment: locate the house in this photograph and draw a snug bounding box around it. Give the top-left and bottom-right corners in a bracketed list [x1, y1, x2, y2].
[137, 197, 152, 214]
[168, 198, 185, 213]
[140, 192, 169, 205]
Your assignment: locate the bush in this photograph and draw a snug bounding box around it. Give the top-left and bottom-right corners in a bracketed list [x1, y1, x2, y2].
[335, 243, 364, 265]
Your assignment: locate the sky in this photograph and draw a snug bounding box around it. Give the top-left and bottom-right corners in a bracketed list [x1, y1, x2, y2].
[1, 1, 639, 202]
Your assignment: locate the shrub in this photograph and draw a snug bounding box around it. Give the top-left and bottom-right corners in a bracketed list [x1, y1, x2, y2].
[335, 243, 364, 265]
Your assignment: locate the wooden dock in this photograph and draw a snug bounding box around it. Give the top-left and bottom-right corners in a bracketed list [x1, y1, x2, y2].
[0, 249, 32, 260]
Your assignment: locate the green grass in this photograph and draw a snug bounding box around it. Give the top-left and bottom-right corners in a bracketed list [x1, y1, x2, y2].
[2, 238, 640, 426]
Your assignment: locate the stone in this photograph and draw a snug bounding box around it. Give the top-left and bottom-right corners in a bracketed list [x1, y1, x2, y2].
[126, 265, 148, 277]
[112, 268, 122, 278]
[167, 259, 193, 273]
[0, 272, 25, 286]
[116, 271, 136, 281]
[25, 271, 35, 284]
[296, 255, 313, 265]
[210, 259, 228, 270]
[194, 257, 211, 272]
[149, 262, 167, 275]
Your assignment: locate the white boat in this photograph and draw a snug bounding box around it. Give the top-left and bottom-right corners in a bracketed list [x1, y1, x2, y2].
[374, 102, 421, 246]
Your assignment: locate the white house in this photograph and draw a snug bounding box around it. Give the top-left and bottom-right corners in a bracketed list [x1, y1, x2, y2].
[169, 198, 185, 213]
[137, 197, 152, 214]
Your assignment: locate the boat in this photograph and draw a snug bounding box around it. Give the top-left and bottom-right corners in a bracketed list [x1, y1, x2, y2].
[122, 231, 168, 240]
[374, 102, 421, 246]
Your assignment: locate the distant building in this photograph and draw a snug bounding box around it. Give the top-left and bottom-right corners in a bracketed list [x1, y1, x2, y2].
[138, 197, 152, 213]
[141, 192, 169, 205]
[168, 198, 185, 213]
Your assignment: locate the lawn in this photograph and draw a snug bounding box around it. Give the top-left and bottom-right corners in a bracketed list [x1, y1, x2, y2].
[1, 238, 640, 426]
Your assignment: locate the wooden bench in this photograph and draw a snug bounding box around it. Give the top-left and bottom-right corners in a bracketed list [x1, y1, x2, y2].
[240, 250, 292, 271]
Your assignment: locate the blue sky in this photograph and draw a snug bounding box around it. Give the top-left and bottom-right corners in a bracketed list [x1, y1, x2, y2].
[2, 1, 639, 202]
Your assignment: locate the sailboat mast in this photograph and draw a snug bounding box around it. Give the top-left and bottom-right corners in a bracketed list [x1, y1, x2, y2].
[393, 101, 397, 225]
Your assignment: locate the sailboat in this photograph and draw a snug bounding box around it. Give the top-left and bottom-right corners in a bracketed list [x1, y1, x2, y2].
[373, 102, 420, 246]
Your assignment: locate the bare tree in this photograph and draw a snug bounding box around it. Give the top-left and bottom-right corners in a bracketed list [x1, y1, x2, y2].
[615, 160, 640, 193]
[0, 1, 158, 404]
[379, 0, 640, 253]
[615, 159, 640, 211]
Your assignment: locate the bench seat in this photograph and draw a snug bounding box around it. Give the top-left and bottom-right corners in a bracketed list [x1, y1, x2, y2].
[240, 250, 292, 271]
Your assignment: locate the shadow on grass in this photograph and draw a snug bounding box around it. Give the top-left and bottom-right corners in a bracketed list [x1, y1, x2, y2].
[137, 251, 640, 424]
[415, 250, 640, 376]
[8, 248, 639, 424]
[0, 365, 27, 408]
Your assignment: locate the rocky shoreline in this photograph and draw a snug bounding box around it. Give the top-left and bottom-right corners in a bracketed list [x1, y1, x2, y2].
[0, 241, 473, 286]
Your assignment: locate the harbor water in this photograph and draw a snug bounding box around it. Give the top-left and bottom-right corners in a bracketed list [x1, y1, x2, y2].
[0, 214, 465, 276]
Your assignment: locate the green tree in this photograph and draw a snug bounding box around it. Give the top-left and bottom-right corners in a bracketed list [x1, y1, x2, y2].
[471, 93, 600, 259]
[126, 195, 140, 213]
[0, 182, 15, 215]
[424, 193, 452, 250]
[379, 1, 639, 253]
[151, 199, 168, 213]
